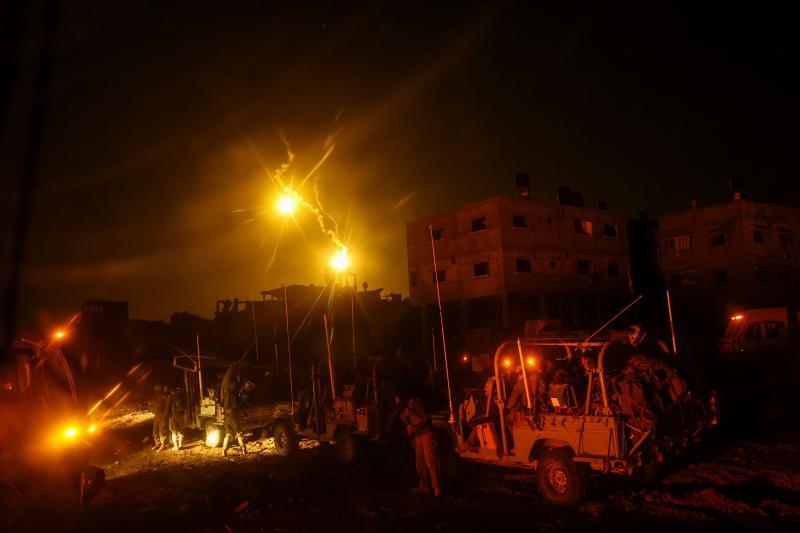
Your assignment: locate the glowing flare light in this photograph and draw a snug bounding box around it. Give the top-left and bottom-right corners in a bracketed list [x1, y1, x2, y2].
[277, 195, 298, 215]
[330, 249, 350, 272]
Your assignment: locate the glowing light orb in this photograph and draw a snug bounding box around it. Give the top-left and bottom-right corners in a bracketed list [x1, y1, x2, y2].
[330, 249, 350, 272]
[206, 428, 221, 448]
[88, 424, 97, 433]
[502, 358, 512, 368]
[526, 356, 537, 368]
[63, 427, 78, 439]
[277, 195, 298, 215]
[53, 330, 65, 340]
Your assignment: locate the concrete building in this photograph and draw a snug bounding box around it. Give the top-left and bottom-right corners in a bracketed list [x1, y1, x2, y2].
[406, 183, 631, 348]
[657, 197, 800, 312]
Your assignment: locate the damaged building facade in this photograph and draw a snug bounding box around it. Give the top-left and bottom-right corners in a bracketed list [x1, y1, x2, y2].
[407, 176, 631, 353]
[656, 189, 800, 329]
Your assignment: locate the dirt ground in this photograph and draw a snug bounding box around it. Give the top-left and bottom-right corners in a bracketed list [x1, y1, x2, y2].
[21, 406, 800, 532]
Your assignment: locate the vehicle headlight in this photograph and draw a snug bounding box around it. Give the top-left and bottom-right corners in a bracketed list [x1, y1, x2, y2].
[206, 427, 221, 448]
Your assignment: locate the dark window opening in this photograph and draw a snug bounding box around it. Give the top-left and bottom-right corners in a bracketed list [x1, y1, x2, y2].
[431, 228, 444, 241]
[765, 321, 785, 339]
[745, 323, 760, 339]
[432, 269, 446, 283]
[549, 260, 557, 270]
[410, 272, 417, 287]
[711, 233, 726, 247]
[516, 258, 532, 273]
[473, 261, 490, 277]
[512, 214, 528, 228]
[753, 229, 764, 243]
[604, 224, 618, 237]
[713, 269, 728, 285]
[470, 217, 487, 232]
[578, 260, 594, 275]
[755, 266, 764, 282]
[671, 271, 697, 286]
[608, 263, 620, 276]
[545, 216, 553, 226]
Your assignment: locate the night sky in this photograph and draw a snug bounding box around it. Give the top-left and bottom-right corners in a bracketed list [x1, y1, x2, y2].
[2, 1, 799, 331]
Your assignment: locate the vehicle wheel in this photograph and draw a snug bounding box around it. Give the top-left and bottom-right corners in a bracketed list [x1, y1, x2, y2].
[336, 428, 359, 465]
[536, 448, 587, 505]
[205, 423, 223, 448]
[273, 422, 296, 457]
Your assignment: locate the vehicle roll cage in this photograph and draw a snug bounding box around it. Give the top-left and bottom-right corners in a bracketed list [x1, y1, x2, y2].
[492, 338, 613, 457]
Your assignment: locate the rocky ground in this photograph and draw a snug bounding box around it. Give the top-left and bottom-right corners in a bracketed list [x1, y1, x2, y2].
[16, 406, 800, 532]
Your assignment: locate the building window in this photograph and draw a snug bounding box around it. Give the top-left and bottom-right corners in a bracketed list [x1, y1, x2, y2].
[578, 260, 594, 275]
[516, 258, 532, 273]
[711, 233, 726, 247]
[779, 230, 792, 252]
[431, 228, 444, 241]
[473, 261, 490, 277]
[512, 214, 528, 228]
[574, 219, 593, 236]
[470, 217, 487, 232]
[753, 229, 764, 243]
[666, 235, 692, 251]
[764, 321, 785, 339]
[608, 263, 620, 276]
[545, 216, 553, 226]
[410, 272, 417, 288]
[755, 266, 764, 282]
[549, 259, 557, 270]
[713, 269, 728, 285]
[432, 269, 446, 283]
[604, 224, 618, 237]
[670, 271, 697, 286]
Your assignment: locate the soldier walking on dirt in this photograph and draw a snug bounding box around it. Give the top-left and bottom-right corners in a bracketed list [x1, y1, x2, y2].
[221, 363, 246, 456]
[401, 397, 440, 496]
[165, 386, 186, 451]
[148, 384, 168, 451]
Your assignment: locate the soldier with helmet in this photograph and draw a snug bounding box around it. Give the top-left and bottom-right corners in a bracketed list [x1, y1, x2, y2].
[165, 386, 186, 451]
[148, 384, 168, 452]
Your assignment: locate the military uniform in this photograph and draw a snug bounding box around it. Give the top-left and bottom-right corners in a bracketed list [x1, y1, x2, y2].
[221, 363, 246, 455]
[148, 385, 168, 451]
[165, 388, 186, 451]
[401, 398, 440, 496]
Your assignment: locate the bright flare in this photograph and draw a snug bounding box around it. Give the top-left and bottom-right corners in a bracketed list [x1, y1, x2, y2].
[526, 356, 537, 368]
[53, 330, 65, 340]
[277, 195, 298, 215]
[330, 249, 350, 272]
[63, 427, 78, 439]
[88, 424, 97, 433]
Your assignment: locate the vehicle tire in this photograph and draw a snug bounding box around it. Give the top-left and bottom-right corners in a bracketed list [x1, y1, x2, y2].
[273, 422, 296, 457]
[205, 422, 223, 448]
[536, 448, 587, 505]
[336, 428, 359, 465]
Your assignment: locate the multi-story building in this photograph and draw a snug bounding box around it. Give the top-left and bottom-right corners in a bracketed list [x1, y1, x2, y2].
[656, 197, 800, 312]
[406, 184, 631, 345]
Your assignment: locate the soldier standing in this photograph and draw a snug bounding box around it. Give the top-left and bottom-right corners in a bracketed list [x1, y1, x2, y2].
[401, 397, 440, 496]
[165, 386, 186, 451]
[148, 384, 168, 451]
[221, 363, 246, 456]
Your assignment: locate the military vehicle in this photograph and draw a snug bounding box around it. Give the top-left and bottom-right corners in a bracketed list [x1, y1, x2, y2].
[172, 356, 296, 456]
[0, 339, 104, 515]
[445, 337, 716, 505]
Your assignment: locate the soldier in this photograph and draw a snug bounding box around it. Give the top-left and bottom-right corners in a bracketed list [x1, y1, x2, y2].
[401, 397, 440, 496]
[148, 384, 168, 451]
[628, 325, 670, 358]
[221, 363, 246, 456]
[165, 386, 186, 451]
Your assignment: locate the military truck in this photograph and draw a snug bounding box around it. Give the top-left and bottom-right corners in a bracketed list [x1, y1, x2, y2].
[719, 307, 800, 354]
[172, 356, 296, 456]
[292, 355, 424, 464]
[446, 338, 715, 505]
